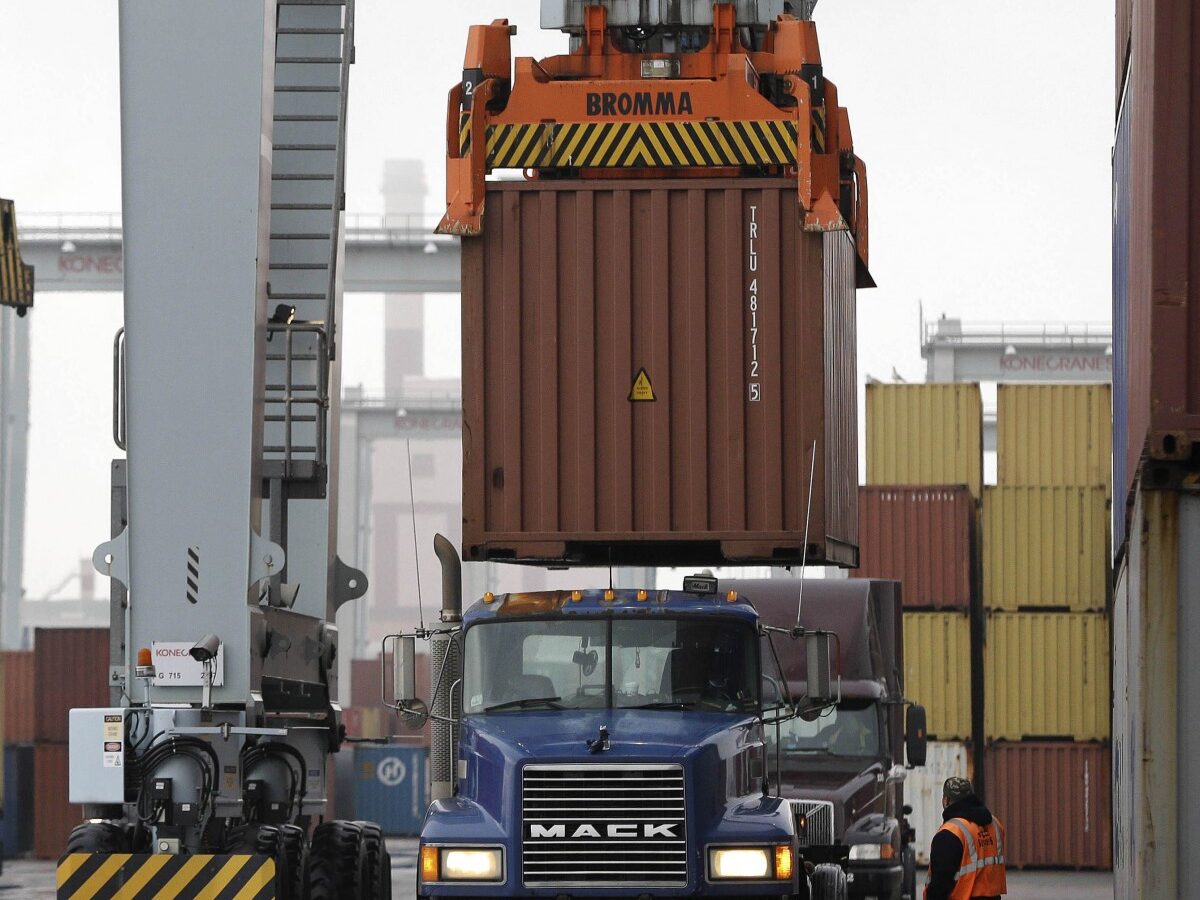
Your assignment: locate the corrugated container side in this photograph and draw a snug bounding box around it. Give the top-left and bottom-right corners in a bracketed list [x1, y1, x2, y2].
[856, 486, 973, 609]
[1114, 486, 1181, 896]
[1124, 0, 1200, 472]
[902, 612, 972, 740]
[1116, 0, 1132, 95]
[986, 742, 1113, 869]
[351, 745, 429, 836]
[462, 179, 858, 567]
[34, 629, 110, 744]
[905, 741, 971, 865]
[984, 612, 1110, 741]
[1113, 79, 1132, 556]
[996, 384, 1113, 493]
[3, 651, 35, 744]
[3, 744, 34, 858]
[982, 486, 1110, 611]
[866, 384, 983, 499]
[33, 743, 76, 860]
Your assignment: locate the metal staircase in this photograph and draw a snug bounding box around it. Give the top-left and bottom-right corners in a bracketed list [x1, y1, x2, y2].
[262, 0, 363, 618]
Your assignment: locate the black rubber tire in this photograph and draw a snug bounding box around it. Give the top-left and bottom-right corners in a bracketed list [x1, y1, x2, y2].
[275, 824, 308, 900]
[65, 821, 129, 854]
[901, 844, 917, 900]
[307, 820, 364, 899]
[810, 863, 848, 900]
[354, 821, 387, 900]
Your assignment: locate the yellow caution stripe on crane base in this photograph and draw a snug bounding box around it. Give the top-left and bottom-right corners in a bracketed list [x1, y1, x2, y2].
[0, 198, 34, 312]
[459, 118, 799, 169]
[56, 853, 277, 900]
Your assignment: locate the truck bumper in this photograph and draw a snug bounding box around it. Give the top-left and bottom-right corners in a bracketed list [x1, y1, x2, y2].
[56, 853, 277, 899]
[846, 861, 902, 899]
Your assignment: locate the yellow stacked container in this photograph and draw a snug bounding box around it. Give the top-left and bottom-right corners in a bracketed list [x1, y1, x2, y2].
[996, 384, 1112, 496]
[866, 383, 984, 499]
[982, 485, 1110, 610]
[903, 612, 973, 740]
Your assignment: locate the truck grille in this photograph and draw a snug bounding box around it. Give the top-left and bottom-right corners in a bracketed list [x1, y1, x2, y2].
[521, 763, 688, 886]
[791, 799, 835, 846]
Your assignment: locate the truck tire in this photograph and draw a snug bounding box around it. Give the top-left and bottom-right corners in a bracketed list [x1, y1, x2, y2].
[65, 821, 129, 854]
[275, 824, 308, 900]
[901, 844, 916, 900]
[354, 820, 389, 900]
[809, 863, 848, 900]
[307, 820, 364, 899]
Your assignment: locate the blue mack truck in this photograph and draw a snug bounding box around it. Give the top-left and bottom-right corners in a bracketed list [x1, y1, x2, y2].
[388, 550, 882, 900]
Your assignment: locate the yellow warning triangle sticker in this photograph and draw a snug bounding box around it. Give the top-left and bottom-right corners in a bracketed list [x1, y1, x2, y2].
[629, 368, 656, 402]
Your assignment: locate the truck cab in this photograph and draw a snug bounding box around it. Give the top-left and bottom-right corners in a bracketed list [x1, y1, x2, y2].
[728, 579, 927, 900]
[410, 586, 816, 899]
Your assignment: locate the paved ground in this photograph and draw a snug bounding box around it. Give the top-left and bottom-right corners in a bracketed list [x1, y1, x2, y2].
[1, 846, 1112, 899]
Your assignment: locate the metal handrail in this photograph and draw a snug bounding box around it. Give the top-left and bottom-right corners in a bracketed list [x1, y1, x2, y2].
[922, 317, 1111, 348]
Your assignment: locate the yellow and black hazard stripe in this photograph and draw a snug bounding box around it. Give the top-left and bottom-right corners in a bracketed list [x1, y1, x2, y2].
[811, 105, 827, 154]
[0, 199, 34, 312]
[458, 112, 472, 156]
[57, 853, 277, 899]
[479, 119, 799, 170]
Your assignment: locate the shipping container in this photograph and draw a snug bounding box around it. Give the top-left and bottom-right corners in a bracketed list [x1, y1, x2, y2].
[2, 744, 33, 858]
[1112, 485, 1192, 896]
[34, 628, 110, 744]
[986, 742, 1112, 869]
[903, 612, 972, 741]
[856, 486, 974, 609]
[905, 741, 971, 865]
[3, 651, 35, 744]
[866, 383, 983, 499]
[982, 486, 1110, 611]
[1115, 0, 1200, 504]
[984, 612, 1110, 741]
[351, 745, 429, 836]
[1113, 83, 1131, 555]
[996, 384, 1113, 494]
[462, 179, 859, 567]
[33, 743, 76, 860]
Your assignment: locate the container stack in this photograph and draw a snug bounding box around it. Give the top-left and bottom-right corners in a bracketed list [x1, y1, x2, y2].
[983, 384, 1112, 870]
[862, 383, 983, 860]
[1111, 3, 1200, 888]
[19, 629, 111, 860]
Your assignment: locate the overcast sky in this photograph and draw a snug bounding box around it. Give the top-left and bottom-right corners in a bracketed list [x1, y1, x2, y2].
[1, 1, 1112, 599]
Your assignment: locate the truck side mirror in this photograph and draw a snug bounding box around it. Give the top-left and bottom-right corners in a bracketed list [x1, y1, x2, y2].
[905, 704, 928, 767]
[805, 632, 834, 705]
[393, 635, 417, 704]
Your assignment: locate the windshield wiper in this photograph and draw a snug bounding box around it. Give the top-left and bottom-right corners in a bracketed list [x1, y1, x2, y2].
[482, 696, 563, 713]
[625, 700, 698, 710]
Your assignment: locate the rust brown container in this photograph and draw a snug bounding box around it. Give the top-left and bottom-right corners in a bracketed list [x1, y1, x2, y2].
[4, 650, 36, 744]
[1116, 0, 1200, 505]
[34, 742, 76, 860]
[462, 179, 859, 566]
[985, 741, 1112, 870]
[34, 628, 111, 744]
[855, 486, 974, 610]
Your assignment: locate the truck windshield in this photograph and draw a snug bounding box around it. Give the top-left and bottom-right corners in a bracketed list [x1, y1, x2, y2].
[462, 617, 758, 714]
[769, 700, 881, 758]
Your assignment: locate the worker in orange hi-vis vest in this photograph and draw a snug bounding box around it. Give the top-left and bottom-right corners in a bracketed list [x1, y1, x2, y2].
[924, 777, 1007, 900]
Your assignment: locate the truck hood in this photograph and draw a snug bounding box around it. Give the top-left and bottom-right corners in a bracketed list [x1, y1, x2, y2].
[779, 762, 886, 839]
[464, 707, 757, 759]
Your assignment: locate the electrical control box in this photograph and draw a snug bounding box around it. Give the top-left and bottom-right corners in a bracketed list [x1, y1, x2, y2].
[69, 708, 128, 803]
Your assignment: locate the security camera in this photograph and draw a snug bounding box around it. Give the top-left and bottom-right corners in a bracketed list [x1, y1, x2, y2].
[189, 634, 221, 663]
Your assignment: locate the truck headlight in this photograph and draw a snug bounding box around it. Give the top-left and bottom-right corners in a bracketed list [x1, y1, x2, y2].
[848, 843, 894, 861]
[708, 846, 793, 880]
[420, 846, 503, 882]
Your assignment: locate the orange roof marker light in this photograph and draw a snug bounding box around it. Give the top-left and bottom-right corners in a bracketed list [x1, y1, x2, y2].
[436, 3, 870, 289]
[726, 590, 739, 603]
[636, 590, 649, 601]
[483, 592, 496, 604]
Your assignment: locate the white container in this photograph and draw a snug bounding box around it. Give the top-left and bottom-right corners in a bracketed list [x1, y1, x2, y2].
[905, 741, 971, 865]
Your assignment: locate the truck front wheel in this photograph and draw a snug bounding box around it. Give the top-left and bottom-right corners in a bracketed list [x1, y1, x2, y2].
[809, 863, 848, 900]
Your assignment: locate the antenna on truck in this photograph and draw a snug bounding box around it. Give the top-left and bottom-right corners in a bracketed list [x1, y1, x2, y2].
[794, 440, 818, 634]
[407, 438, 426, 632]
